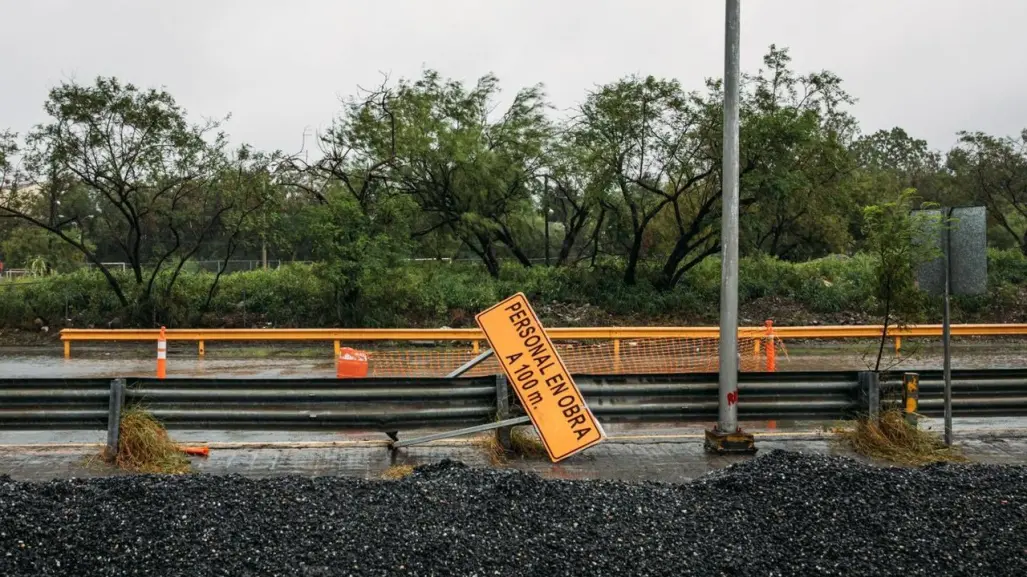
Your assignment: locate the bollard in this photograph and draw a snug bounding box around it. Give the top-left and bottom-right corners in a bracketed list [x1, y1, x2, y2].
[336, 347, 369, 378]
[156, 326, 167, 379]
[764, 320, 776, 372]
[903, 372, 919, 425]
[494, 373, 513, 451]
[104, 378, 125, 462]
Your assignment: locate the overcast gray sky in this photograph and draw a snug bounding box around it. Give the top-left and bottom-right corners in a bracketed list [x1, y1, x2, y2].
[3, 0, 1025, 155]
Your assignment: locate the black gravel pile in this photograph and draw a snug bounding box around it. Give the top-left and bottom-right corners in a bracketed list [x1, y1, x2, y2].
[2, 451, 1026, 576]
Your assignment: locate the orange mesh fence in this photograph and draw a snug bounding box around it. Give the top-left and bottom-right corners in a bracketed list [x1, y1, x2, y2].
[366, 337, 769, 378]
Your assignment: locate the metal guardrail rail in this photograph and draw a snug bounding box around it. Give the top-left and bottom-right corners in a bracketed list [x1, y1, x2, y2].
[58, 324, 1027, 359]
[881, 369, 1027, 418]
[2, 369, 1025, 433]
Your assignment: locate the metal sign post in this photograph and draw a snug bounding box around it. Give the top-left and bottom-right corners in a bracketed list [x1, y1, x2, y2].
[942, 208, 953, 445]
[914, 206, 987, 446]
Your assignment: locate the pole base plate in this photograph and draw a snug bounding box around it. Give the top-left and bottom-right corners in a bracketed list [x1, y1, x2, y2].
[704, 428, 757, 454]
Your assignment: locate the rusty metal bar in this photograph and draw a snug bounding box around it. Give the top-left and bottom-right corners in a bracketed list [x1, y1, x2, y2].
[391, 416, 532, 449]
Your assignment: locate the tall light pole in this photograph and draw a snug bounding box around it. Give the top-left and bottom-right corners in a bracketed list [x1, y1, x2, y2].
[706, 0, 755, 453]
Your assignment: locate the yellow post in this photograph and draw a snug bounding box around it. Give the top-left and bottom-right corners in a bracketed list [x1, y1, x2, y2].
[753, 338, 761, 358]
[894, 336, 902, 357]
[613, 339, 621, 372]
[902, 372, 919, 424]
[334, 340, 341, 358]
[64, 341, 71, 359]
[198, 341, 205, 357]
[472, 340, 480, 354]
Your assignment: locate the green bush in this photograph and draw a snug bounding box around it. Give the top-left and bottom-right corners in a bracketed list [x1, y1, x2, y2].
[1, 249, 1024, 330]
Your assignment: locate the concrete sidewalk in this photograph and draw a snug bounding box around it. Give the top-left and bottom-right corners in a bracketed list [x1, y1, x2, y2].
[4, 424, 1027, 483]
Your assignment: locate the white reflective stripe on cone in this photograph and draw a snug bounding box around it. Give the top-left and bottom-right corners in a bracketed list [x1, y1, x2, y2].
[157, 351, 167, 360]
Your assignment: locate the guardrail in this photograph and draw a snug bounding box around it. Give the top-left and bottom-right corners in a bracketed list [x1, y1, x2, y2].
[3, 369, 1025, 434]
[880, 369, 1027, 417]
[59, 324, 1027, 359]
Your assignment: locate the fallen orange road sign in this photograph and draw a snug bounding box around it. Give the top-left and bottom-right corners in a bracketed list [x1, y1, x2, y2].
[476, 293, 605, 461]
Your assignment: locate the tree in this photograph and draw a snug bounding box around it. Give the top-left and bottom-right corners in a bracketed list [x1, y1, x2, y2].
[0, 77, 230, 312]
[947, 130, 1027, 254]
[197, 146, 288, 316]
[542, 135, 609, 266]
[0, 225, 93, 272]
[347, 70, 551, 277]
[739, 45, 857, 261]
[861, 189, 945, 371]
[0, 129, 17, 188]
[307, 185, 413, 324]
[575, 76, 716, 285]
[852, 128, 943, 189]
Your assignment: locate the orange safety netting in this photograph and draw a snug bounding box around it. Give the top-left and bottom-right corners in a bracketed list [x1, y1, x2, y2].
[364, 337, 770, 378]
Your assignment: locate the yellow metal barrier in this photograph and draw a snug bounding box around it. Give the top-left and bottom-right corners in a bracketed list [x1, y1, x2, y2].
[59, 323, 1027, 359]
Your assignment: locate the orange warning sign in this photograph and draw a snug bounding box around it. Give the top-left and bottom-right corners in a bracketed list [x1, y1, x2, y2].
[476, 293, 605, 461]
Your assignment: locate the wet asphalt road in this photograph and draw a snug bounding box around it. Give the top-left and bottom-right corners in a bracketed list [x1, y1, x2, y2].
[1, 340, 1025, 378]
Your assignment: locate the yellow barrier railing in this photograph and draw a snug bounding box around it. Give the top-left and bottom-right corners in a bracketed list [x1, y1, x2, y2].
[59, 323, 1027, 359]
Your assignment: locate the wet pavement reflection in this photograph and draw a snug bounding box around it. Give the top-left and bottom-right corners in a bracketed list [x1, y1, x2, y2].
[1, 341, 1025, 378]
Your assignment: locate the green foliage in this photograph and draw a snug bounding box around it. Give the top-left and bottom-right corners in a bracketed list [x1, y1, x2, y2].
[4, 51, 1027, 332]
[948, 130, 1027, 255]
[5, 250, 1025, 332]
[860, 189, 945, 369]
[0, 226, 93, 271]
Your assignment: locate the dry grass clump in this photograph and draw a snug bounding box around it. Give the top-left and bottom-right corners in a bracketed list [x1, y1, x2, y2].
[478, 427, 549, 464]
[839, 409, 966, 466]
[114, 408, 192, 474]
[381, 464, 415, 480]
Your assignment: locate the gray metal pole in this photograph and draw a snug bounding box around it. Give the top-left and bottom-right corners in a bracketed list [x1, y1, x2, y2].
[717, 0, 741, 433]
[943, 208, 953, 445]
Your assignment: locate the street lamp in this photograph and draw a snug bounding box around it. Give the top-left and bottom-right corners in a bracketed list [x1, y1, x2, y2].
[706, 0, 755, 454]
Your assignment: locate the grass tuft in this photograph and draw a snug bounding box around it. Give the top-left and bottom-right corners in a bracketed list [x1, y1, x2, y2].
[839, 409, 966, 466]
[381, 464, 415, 480]
[114, 407, 192, 474]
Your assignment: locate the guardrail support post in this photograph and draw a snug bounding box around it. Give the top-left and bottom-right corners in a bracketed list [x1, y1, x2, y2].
[104, 378, 126, 462]
[64, 341, 71, 359]
[495, 373, 513, 451]
[613, 339, 621, 373]
[858, 371, 880, 421]
[902, 372, 919, 425]
[894, 336, 902, 357]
